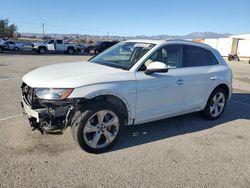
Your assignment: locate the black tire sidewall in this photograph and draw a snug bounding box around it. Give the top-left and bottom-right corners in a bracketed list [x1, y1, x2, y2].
[71, 102, 124, 153]
[201, 88, 227, 120]
[68, 48, 74, 54]
[0, 47, 3, 53]
[95, 50, 100, 55]
[39, 47, 46, 54]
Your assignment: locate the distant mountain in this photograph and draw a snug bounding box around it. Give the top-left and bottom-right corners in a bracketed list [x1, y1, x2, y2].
[20, 32, 232, 41]
[182, 32, 231, 39]
[135, 32, 231, 40]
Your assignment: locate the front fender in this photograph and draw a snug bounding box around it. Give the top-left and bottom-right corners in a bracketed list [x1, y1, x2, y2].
[68, 83, 137, 124]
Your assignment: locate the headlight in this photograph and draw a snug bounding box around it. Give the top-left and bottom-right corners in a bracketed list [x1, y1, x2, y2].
[35, 88, 74, 100]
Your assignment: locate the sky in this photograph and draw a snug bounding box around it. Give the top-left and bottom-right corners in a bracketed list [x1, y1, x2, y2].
[0, 0, 249, 36]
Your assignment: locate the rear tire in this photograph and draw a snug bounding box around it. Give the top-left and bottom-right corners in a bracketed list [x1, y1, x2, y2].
[201, 88, 227, 120]
[67, 47, 74, 54]
[71, 101, 123, 153]
[0, 46, 3, 53]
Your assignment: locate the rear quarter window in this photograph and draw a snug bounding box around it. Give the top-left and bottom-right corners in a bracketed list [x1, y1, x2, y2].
[182, 45, 219, 67]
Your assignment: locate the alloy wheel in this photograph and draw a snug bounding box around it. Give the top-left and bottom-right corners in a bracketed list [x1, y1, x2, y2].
[210, 92, 225, 117]
[83, 110, 119, 149]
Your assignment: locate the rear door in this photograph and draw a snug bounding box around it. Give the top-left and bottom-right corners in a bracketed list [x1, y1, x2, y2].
[55, 40, 64, 51]
[180, 45, 220, 111]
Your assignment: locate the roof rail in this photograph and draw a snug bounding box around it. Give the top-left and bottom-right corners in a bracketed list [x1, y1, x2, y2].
[165, 39, 213, 48]
[166, 39, 188, 41]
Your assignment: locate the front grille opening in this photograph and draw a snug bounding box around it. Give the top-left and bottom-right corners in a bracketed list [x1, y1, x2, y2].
[22, 82, 44, 109]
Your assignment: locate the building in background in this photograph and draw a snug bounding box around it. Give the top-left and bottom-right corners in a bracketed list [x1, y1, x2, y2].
[202, 33, 250, 60]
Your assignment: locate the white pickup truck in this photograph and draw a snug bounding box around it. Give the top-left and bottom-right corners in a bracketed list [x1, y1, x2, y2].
[32, 39, 78, 54]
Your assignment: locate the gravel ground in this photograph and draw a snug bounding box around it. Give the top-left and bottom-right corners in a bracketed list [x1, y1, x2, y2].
[0, 53, 249, 188]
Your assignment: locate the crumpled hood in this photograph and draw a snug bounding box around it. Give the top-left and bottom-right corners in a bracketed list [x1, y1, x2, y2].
[22, 61, 131, 88]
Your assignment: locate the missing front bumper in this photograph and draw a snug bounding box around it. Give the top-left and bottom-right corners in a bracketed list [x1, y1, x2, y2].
[21, 96, 74, 133]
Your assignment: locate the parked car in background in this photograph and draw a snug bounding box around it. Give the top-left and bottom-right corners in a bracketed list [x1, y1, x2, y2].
[90, 41, 118, 55]
[4, 40, 24, 51]
[76, 44, 86, 53]
[84, 44, 94, 53]
[0, 38, 7, 53]
[32, 39, 79, 54]
[21, 40, 232, 153]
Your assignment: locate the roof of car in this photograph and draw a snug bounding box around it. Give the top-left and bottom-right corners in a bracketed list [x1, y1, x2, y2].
[124, 39, 166, 45]
[124, 39, 212, 49]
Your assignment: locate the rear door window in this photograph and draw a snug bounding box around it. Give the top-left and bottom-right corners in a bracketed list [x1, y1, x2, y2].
[182, 45, 219, 67]
[56, 40, 63, 44]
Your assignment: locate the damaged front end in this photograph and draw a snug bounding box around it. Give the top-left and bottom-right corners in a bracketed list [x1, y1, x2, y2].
[21, 83, 81, 134]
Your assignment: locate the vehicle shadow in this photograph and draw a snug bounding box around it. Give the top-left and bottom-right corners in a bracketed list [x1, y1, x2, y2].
[111, 93, 250, 152]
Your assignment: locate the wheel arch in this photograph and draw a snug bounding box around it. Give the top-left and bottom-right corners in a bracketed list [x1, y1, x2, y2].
[80, 93, 131, 125]
[213, 83, 230, 99]
[39, 46, 47, 50]
[67, 46, 74, 50]
[202, 82, 231, 110]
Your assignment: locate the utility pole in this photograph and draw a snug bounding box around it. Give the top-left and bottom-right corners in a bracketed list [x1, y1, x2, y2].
[42, 23, 45, 39]
[107, 32, 110, 41]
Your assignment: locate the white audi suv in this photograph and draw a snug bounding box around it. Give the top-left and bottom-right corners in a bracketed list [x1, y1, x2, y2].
[21, 40, 232, 153]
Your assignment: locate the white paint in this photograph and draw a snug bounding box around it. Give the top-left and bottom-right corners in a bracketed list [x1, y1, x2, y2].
[204, 39, 218, 49]
[230, 34, 250, 40]
[237, 40, 250, 57]
[22, 39, 232, 125]
[0, 77, 20, 81]
[217, 38, 233, 56]
[0, 114, 23, 122]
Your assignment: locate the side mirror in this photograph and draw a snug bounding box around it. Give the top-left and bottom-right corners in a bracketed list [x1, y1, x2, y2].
[145, 61, 169, 75]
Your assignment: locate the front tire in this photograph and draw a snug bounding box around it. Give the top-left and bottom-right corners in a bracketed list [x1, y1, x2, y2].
[14, 47, 19, 51]
[95, 49, 100, 55]
[0, 46, 3, 53]
[71, 102, 123, 153]
[201, 88, 227, 120]
[39, 47, 46, 54]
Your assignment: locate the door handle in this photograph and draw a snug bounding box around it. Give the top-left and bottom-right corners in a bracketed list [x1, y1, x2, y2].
[176, 79, 184, 85]
[210, 75, 217, 81]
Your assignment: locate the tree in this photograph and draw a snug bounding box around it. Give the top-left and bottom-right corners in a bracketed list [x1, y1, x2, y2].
[0, 19, 18, 38]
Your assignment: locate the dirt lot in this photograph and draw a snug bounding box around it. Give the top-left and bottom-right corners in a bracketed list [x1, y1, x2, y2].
[0, 53, 250, 188]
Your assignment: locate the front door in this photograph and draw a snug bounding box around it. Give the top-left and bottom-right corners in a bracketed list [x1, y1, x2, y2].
[8, 41, 15, 50]
[135, 45, 185, 124]
[47, 40, 55, 51]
